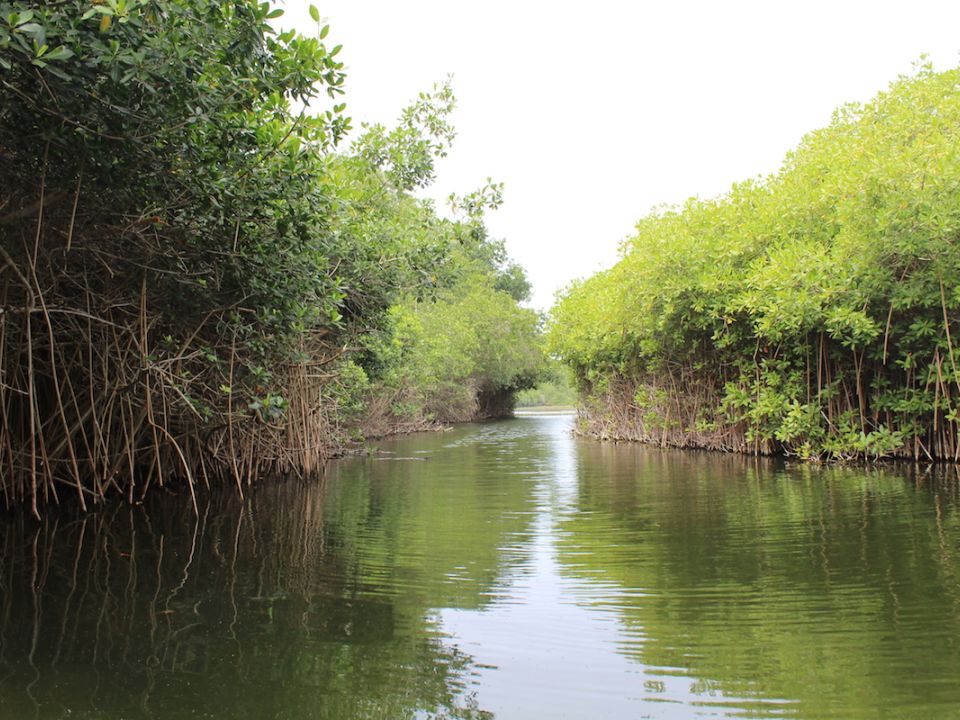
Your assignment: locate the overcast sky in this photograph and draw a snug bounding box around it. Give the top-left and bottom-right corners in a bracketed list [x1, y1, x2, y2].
[280, 0, 960, 310]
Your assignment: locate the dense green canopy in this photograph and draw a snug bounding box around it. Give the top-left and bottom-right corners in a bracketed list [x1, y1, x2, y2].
[550, 63, 960, 460]
[0, 0, 542, 512]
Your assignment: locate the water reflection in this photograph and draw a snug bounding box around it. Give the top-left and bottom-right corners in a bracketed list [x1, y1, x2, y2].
[1, 416, 959, 720]
[558, 442, 960, 718]
[0, 475, 503, 719]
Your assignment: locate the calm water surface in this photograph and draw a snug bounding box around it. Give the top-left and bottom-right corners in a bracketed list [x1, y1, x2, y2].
[2, 414, 960, 719]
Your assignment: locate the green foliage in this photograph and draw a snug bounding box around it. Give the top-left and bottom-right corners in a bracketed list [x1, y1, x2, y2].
[353, 78, 456, 191]
[1, 0, 352, 347]
[550, 62, 960, 460]
[375, 277, 543, 424]
[516, 360, 577, 407]
[0, 0, 542, 506]
[324, 86, 541, 432]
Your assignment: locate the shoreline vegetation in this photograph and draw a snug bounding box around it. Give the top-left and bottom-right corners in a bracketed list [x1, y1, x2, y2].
[0, 0, 542, 515]
[5, 5, 957, 518]
[550, 62, 960, 463]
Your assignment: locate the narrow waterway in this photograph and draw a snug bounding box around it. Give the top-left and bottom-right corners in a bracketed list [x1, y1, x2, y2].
[2, 414, 960, 719]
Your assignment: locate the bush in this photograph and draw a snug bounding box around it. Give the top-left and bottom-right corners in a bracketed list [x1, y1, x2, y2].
[550, 62, 960, 461]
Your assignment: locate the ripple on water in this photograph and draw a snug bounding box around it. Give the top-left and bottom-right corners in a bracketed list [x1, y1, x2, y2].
[1, 416, 959, 719]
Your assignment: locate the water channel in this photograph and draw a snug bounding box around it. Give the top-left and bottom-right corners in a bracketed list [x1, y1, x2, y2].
[2, 413, 960, 719]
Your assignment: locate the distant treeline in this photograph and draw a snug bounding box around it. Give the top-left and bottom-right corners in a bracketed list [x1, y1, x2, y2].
[0, 0, 541, 513]
[550, 64, 960, 461]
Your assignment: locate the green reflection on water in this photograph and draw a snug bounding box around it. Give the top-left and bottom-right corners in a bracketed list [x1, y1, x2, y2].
[0, 422, 543, 720]
[559, 441, 960, 718]
[1, 418, 960, 719]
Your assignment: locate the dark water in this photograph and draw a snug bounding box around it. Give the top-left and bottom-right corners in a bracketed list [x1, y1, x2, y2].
[2, 414, 960, 719]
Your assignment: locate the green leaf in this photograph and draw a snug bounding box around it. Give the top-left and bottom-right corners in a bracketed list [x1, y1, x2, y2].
[44, 45, 74, 61]
[309, 4, 320, 22]
[44, 63, 71, 80]
[265, 8, 284, 19]
[319, 24, 329, 39]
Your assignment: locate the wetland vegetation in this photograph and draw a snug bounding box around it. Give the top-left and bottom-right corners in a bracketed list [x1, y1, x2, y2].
[4, 7, 960, 717]
[0, 0, 542, 513]
[550, 64, 960, 462]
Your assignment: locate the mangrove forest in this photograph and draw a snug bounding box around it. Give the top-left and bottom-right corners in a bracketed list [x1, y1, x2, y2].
[4, 5, 960, 719]
[550, 62, 960, 462]
[0, 0, 543, 514]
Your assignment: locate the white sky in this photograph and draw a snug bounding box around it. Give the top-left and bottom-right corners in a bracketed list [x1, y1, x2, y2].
[279, 0, 960, 311]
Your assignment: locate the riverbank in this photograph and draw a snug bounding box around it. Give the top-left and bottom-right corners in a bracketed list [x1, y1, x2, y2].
[0, 0, 542, 514]
[548, 64, 960, 463]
